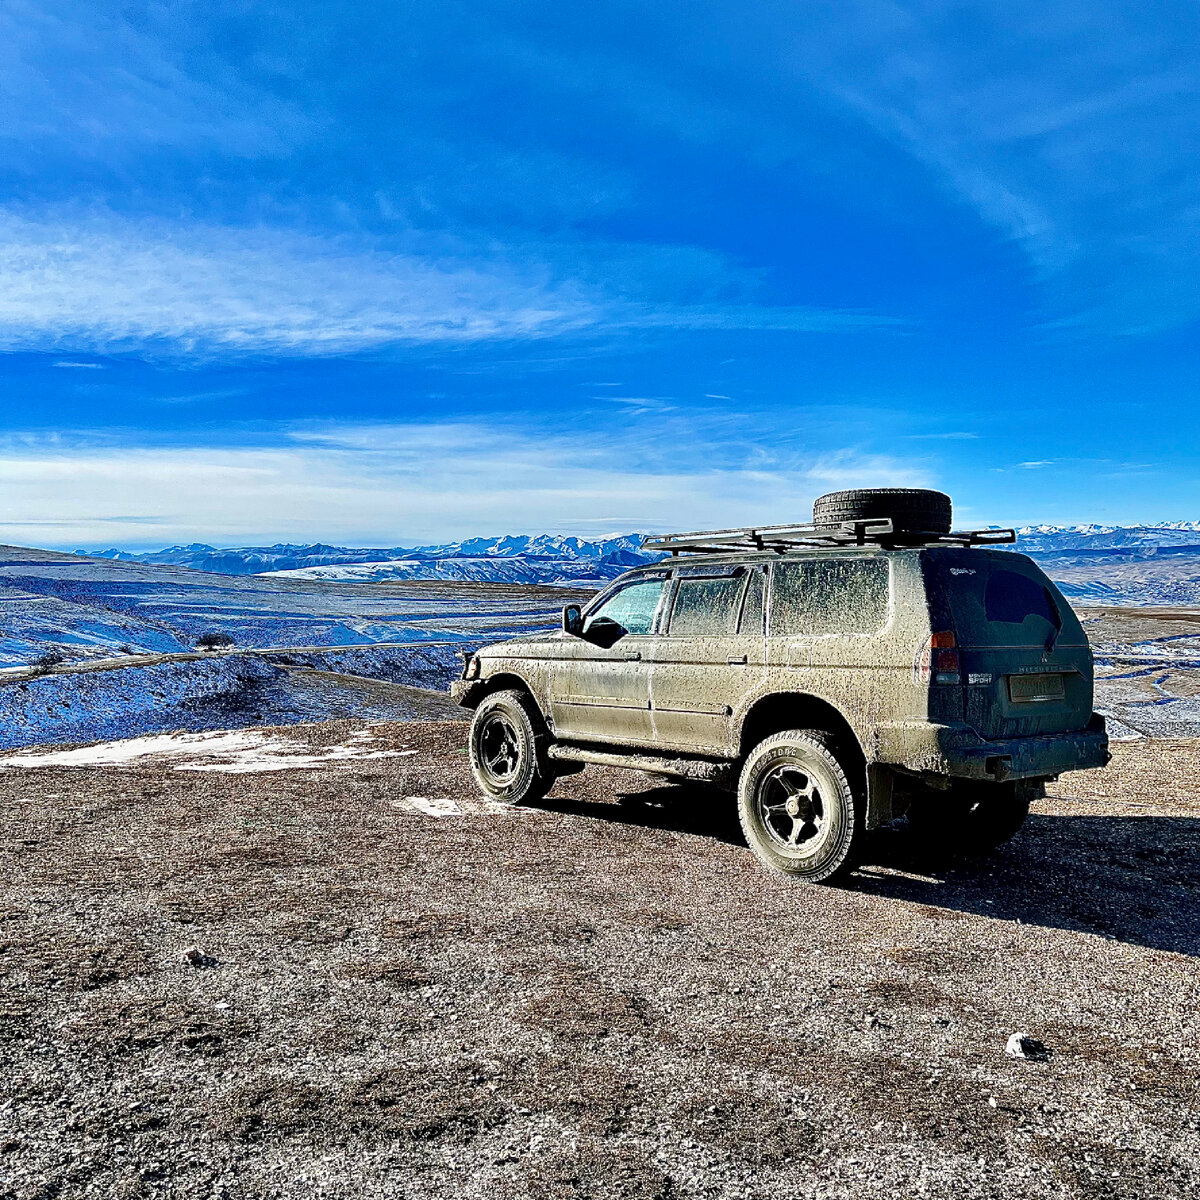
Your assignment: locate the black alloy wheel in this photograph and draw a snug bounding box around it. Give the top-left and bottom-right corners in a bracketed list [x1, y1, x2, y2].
[737, 730, 861, 882]
[467, 689, 554, 805]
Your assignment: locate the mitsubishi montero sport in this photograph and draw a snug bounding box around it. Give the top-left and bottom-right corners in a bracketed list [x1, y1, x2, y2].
[451, 489, 1110, 882]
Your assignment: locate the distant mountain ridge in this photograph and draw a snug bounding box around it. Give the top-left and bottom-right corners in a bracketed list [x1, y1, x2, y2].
[1009, 522, 1200, 608]
[79, 522, 1200, 602]
[81, 533, 657, 586]
[1015, 522, 1200, 554]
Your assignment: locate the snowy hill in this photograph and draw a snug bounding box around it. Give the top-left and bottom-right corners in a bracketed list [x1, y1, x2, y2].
[270, 556, 626, 587]
[78, 522, 1200, 600]
[0, 545, 590, 667]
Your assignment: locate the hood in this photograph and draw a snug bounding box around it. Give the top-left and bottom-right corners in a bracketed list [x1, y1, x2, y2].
[478, 630, 566, 656]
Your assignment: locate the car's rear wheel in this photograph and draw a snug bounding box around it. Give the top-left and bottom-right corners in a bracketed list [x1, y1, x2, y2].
[737, 731, 861, 882]
[468, 689, 554, 805]
[906, 780, 1036, 851]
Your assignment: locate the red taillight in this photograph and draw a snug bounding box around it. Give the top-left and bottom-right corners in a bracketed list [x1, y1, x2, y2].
[916, 631, 960, 685]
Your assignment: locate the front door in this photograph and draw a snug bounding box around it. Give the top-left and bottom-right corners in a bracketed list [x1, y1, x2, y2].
[548, 575, 667, 746]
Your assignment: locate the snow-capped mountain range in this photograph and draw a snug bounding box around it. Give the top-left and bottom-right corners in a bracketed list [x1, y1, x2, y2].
[75, 521, 1200, 603]
[1014, 522, 1200, 554]
[84, 523, 1200, 578]
[84, 534, 655, 585]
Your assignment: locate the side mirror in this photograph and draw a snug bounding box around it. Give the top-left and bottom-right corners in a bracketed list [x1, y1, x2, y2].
[562, 604, 583, 636]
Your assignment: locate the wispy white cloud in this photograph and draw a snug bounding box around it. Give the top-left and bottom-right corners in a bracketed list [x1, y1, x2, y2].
[784, 0, 1200, 333]
[0, 210, 599, 355]
[0, 423, 930, 547]
[0, 209, 896, 357]
[51, 360, 105, 369]
[0, 0, 307, 159]
[905, 431, 980, 440]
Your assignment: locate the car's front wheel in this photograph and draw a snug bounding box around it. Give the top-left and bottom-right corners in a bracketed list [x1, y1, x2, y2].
[467, 689, 554, 805]
[737, 731, 861, 882]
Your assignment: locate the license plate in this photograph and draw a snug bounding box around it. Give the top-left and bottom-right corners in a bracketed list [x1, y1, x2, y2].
[1008, 672, 1066, 702]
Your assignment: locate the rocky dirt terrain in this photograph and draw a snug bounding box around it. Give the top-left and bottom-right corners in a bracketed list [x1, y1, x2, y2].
[1, 721, 1197, 1200]
[1086, 607, 1200, 738]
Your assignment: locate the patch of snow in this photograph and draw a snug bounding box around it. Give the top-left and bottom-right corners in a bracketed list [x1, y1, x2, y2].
[0, 727, 419, 773]
[387, 793, 520, 817]
[402, 796, 462, 817]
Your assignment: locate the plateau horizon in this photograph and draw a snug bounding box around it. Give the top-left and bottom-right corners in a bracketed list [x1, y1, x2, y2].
[77, 520, 1200, 570]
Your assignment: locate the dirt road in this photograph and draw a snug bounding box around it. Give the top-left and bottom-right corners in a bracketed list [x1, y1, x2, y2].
[1, 723, 1197, 1199]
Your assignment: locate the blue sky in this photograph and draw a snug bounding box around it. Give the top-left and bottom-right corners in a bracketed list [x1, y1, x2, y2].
[1, 1, 1198, 548]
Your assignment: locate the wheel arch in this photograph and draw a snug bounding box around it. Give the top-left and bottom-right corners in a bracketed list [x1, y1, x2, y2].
[478, 669, 540, 704]
[736, 691, 866, 792]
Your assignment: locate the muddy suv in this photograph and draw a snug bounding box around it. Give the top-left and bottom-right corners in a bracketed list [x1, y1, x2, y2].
[452, 489, 1110, 882]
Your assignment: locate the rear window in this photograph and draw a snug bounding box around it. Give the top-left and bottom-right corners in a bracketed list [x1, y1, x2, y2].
[936, 557, 1074, 646]
[770, 558, 890, 637]
[669, 574, 745, 637]
[985, 569, 1062, 630]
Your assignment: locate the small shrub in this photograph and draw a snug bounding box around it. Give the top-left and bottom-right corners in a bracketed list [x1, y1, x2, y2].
[30, 650, 65, 676]
[195, 633, 235, 652]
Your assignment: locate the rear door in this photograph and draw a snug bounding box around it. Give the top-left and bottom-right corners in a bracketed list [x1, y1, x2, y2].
[933, 551, 1092, 738]
[648, 564, 766, 754]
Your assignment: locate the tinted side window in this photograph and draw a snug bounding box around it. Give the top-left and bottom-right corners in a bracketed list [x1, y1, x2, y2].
[770, 559, 889, 637]
[669, 574, 745, 637]
[584, 579, 665, 636]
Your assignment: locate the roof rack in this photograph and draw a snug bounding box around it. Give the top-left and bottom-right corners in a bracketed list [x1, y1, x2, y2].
[642, 520, 1016, 556]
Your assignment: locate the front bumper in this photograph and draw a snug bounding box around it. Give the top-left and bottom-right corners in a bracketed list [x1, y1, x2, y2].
[450, 679, 487, 708]
[872, 713, 1110, 782]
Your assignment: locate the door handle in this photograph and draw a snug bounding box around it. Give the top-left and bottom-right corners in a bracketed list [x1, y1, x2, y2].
[727, 655, 748, 665]
[621, 652, 643, 662]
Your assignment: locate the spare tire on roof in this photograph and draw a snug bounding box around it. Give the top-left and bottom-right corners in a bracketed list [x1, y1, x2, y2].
[813, 488, 953, 536]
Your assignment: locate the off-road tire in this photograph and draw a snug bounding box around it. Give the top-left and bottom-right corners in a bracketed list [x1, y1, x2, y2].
[737, 730, 861, 882]
[813, 488, 953, 536]
[468, 689, 554, 805]
[907, 780, 1036, 852]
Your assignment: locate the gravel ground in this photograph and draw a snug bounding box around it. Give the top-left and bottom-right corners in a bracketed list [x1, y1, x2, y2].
[1, 722, 1197, 1199]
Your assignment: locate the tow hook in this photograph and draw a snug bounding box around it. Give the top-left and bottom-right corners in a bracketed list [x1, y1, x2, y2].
[985, 755, 1012, 781]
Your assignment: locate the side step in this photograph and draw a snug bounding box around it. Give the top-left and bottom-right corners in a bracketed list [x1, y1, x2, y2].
[547, 743, 735, 789]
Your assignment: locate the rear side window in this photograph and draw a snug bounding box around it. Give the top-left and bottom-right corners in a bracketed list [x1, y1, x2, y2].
[669, 574, 745, 637]
[770, 558, 889, 637]
[985, 569, 1061, 630]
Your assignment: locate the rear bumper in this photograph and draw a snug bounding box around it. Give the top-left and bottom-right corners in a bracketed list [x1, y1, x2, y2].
[872, 713, 1110, 782]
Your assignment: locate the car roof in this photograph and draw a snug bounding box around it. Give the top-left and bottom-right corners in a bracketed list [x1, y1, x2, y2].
[629, 545, 910, 573]
[624, 544, 1028, 576]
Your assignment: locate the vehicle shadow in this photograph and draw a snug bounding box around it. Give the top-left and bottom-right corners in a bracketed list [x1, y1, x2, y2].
[850, 811, 1200, 958]
[539, 777, 1200, 958]
[533, 780, 747, 847]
